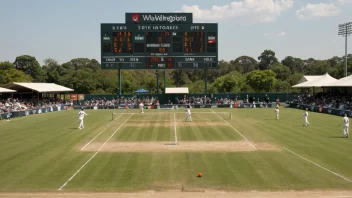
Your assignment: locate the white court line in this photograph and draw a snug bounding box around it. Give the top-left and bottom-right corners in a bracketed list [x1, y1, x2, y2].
[283, 147, 352, 183]
[173, 113, 178, 143]
[80, 114, 123, 151]
[58, 113, 134, 191]
[211, 110, 257, 150]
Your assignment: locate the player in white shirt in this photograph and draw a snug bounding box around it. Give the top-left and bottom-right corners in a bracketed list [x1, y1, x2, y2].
[302, 108, 310, 126]
[274, 107, 279, 120]
[184, 104, 192, 122]
[139, 102, 144, 113]
[340, 114, 349, 138]
[78, 108, 88, 129]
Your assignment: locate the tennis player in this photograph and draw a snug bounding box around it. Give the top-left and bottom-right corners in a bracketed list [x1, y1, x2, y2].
[184, 104, 192, 122]
[78, 108, 88, 129]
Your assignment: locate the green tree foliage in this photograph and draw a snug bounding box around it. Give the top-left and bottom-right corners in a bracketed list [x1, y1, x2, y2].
[213, 71, 243, 93]
[230, 56, 257, 74]
[288, 73, 304, 86]
[0, 62, 32, 85]
[13, 55, 45, 82]
[42, 59, 61, 84]
[188, 80, 205, 93]
[281, 56, 304, 73]
[268, 63, 291, 81]
[258, 50, 278, 70]
[274, 80, 291, 92]
[245, 70, 277, 92]
[2, 52, 352, 94]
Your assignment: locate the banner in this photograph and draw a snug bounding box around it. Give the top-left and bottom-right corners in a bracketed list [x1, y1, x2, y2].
[78, 94, 85, 100]
[70, 94, 78, 100]
[0, 105, 67, 120]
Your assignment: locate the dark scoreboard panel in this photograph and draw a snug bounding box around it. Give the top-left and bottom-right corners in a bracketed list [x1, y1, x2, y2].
[101, 23, 218, 69]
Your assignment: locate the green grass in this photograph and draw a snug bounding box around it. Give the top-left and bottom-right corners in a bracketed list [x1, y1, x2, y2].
[1, 108, 352, 192]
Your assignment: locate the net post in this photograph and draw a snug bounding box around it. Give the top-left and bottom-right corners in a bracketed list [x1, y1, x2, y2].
[230, 112, 232, 120]
[112, 112, 114, 121]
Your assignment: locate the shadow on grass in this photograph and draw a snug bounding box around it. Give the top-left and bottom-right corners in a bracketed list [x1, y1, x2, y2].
[328, 136, 346, 138]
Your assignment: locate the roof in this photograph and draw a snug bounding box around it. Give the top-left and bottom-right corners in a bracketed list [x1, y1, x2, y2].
[4, 83, 74, 93]
[0, 87, 16, 93]
[323, 75, 352, 87]
[165, 87, 189, 94]
[296, 75, 323, 84]
[292, 73, 337, 88]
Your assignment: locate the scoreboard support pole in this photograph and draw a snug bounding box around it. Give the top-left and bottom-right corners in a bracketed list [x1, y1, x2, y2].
[164, 70, 166, 93]
[204, 69, 208, 94]
[118, 69, 121, 95]
[156, 70, 159, 94]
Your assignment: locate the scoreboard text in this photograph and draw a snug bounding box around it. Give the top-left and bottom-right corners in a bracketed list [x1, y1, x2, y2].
[101, 13, 218, 69]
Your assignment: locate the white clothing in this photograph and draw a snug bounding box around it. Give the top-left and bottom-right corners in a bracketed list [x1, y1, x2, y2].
[78, 110, 87, 119]
[185, 107, 192, 121]
[302, 111, 310, 126]
[343, 116, 349, 137]
[78, 110, 88, 129]
[275, 109, 279, 119]
[139, 103, 144, 113]
[344, 116, 349, 127]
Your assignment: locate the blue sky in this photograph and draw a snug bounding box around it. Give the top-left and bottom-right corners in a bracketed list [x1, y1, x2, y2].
[0, 0, 351, 65]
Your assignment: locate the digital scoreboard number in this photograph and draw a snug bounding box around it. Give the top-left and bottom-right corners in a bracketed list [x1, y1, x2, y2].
[101, 13, 218, 70]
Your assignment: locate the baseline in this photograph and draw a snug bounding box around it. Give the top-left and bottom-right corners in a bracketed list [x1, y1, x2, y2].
[58, 113, 134, 191]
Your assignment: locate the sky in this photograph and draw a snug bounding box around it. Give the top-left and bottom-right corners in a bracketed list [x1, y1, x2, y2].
[0, 0, 352, 65]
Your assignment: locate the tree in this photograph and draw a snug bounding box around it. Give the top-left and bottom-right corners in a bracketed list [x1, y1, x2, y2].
[329, 56, 343, 67]
[213, 71, 243, 93]
[288, 73, 303, 86]
[171, 70, 192, 87]
[281, 56, 304, 73]
[311, 60, 332, 75]
[13, 55, 45, 82]
[268, 63, 291, 81]
[230, 56, 257, 74]
[0, 61, 15, 70]
[0, 62, 32, 85]
[245, 70, 277, 92]
[42, 58, 61, 84]
[258, 50, 278, 70]
[274, 80, 291, 92]
[188, 80, 205, 93]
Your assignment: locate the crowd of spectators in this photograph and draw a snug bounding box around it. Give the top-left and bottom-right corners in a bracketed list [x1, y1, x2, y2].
[0, 98, 69, 114]
[85, 96, 160, 106]
[175, 95, 272, 105]
[292, 92, 352, 110]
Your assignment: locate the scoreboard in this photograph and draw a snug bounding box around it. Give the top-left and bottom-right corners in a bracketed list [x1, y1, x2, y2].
[101, 13, 218, 70]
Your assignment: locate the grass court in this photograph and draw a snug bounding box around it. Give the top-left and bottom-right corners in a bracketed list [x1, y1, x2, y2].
[1, 107, 352, 197]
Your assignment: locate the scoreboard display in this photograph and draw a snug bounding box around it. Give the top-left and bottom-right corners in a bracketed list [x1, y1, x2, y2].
[101, 13, 218, 70]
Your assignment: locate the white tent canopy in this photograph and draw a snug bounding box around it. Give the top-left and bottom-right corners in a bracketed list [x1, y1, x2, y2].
[165, 87, 189, 94]
[0, 87, 16, 93]
[323, 75, 352, 87]
[292, 73, 337, 88]
[296, 75, 323, 84]
[4, 83, 74, 93]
